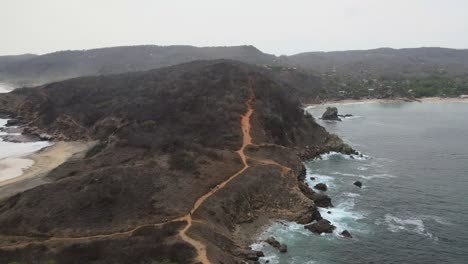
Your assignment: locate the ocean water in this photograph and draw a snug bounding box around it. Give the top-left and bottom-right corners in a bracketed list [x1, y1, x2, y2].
[0, 119, 51, 182]
[252, 101, 468, 264]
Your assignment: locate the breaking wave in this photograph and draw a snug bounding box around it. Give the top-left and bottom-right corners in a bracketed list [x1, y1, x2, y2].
[376, 214, 439, 241]
[316, 151, 370, 161]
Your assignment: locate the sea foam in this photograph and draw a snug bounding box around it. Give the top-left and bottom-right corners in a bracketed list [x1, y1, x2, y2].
[377, 214, 438, 241]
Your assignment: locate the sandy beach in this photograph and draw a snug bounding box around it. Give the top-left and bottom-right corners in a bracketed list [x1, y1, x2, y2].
[0, 141, 96, 199]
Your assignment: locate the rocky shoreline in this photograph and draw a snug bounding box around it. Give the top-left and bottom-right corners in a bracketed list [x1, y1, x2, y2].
[303, 96, 468, 107]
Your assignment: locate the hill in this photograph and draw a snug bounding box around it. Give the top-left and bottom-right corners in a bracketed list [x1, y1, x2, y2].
[277, 47, 468, 99]
[0, 45, 274, 87]
[0, 60, 349, 263]
[2, 46, 468, 100]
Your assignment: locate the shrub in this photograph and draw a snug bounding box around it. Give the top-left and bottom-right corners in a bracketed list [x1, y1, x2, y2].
[169, 151, 197, 171]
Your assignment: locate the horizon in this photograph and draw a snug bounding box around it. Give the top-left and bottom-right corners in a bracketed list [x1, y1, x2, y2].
[2, 0, 468, 56]
[2, 44, 468, 57]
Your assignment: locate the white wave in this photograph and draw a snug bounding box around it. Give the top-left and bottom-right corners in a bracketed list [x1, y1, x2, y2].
[305, 173, 336, 188]
[357, 166, 368, 171]
[377, 214, 438, 241]
[331, 171, 395, 180]
[0, 141, 51, 159]
[341, 115, 362, 120]
[318, 199, 366, 237]
[0, 119, 7, 127]
[316, 151, 370, 161]
[421, 215, 452, 226]
[344, 192, 361, 198]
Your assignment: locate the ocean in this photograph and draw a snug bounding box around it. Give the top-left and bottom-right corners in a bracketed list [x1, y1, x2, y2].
[0, 116, 50, 182]
[252, 101, 468, 264]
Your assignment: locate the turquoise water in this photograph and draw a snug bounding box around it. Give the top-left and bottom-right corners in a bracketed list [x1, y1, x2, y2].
[252, 101, 468, 264]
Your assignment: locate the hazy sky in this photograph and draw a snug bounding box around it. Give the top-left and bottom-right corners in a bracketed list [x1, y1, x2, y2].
[1, 0, 468, 56]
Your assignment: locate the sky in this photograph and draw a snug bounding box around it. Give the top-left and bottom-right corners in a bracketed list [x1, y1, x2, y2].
[1, 0, 468, 56]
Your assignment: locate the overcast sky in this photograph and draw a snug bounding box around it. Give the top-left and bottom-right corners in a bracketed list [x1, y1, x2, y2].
[1, 0, 468, 56]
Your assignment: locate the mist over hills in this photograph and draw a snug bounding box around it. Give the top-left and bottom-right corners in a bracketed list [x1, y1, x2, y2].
[1, 45, 468, 100]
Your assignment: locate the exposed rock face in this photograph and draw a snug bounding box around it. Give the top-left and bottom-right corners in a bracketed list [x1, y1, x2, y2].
[354, 181, 363, 188]
[265, 237, 287, 253]
[341, 230, 353, 238]
[304, 219, 336, 234]
[314, 183, 328, 191]
[321, 107, 341, 121]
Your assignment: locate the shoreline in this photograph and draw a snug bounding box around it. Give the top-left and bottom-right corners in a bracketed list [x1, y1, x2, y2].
[0, 141, 96, 199]
[303, 96, 468, 107]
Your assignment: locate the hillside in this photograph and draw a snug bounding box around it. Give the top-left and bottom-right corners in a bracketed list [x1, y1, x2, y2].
[0, 45, 274, 87]
[277, 47, 468, 99]
[0, 60, 349, 264]
[2, 46, 468, 101]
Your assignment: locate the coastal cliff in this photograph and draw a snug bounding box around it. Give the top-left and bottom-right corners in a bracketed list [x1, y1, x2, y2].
[0, 60, 349, 263]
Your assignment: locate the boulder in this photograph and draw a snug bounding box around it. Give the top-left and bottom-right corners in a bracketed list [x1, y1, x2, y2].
[304, 219, 336, 234]
[314, 183, 328, 192]
[309, 176, 316, 180]
[321, 107, 341, 121]
[341, 230, 353, 238]
[5, 119, 20, 126]
[296, 206, 322, 224]
[311, 193, 333, 208]
[265, 237, 287, 253]
[353, 181, 362, 188]
[236, 248, 264, 261]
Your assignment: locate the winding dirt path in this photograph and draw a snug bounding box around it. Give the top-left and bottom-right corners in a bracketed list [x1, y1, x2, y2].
[0, 79, 292, 264]
[176, 79, 256, 263]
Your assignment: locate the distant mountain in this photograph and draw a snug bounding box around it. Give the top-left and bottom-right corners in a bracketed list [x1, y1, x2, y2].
[279, 47, 468, 78]
[0, 54, 37, 71]
[1, 46, 468, 100]
[0, 45, 275, 86]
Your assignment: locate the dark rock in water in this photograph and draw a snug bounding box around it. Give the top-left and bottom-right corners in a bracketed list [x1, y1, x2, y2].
[327, 211, 331, 214]
[341, 230, 353, 238]
[312, 207, 323, 221]
[5, 119, 20, 126]
[338, 114, 353, 118]
[340, 144, 357, 155]
[304, 219, 336, 234]
[353, 181, 362, 188]
[296, 206, 322, 224]
[314, 183, 328, 191]
[309, 176, 316, 180]
[265, 237, 287, 253]
[279, 244, 287, 253]
[236, 248, 264, 261]
[321, 107, 341, 121]
[311, 193, 333, 208]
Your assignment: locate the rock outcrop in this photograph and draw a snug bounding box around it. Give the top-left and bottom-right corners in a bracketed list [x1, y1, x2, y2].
[304, 219, 336, 234]
[265, 237, 287, 253]
[341, 230, 353, 238]
[314, 183, 328, 191]
[354, 181, 363, 188]
[321, 107, 341, 121]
